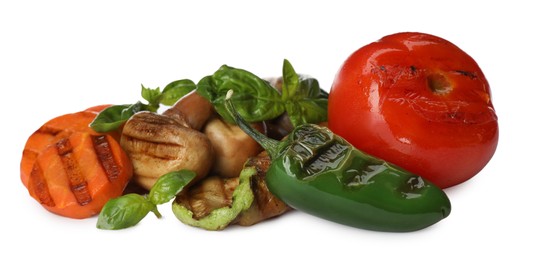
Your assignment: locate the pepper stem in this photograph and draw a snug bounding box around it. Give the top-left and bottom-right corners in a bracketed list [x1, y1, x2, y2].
[224, 90, 281, 158]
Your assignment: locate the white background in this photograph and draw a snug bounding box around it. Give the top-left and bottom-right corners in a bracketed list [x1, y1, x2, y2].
[1, 1, 534, 259]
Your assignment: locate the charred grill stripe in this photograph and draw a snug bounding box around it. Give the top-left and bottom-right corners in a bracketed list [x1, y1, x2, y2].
[454, 70, 477, 79]
[56, 138, 92, 206]
[121, 135, 184, 160]
[29, 162, 55, 207]
[121, 134, 186, 147]
[300, 141, 347, 178]
[300, 141, 333, 171]
[92, 135, 120, 181]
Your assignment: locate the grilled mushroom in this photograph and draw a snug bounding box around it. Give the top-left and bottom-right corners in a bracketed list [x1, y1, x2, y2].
[120, 91, 214, 190]
[204, 116, 265, 178]
[163, 91, 213, 131]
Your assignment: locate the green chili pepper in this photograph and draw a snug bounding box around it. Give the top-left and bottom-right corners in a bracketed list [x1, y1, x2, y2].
[224, 90, 451, 232]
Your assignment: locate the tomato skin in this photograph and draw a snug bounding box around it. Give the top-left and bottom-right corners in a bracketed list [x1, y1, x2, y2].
[328, 32, 498, 188]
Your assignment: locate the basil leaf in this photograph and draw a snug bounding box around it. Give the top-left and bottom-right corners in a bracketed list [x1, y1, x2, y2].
[90, 102, 146, 133]
[148, 170, 196, 205]
[141, 85, 162, 112]
[96, 194, 155, 230]
[281, 60, 328, 127]
[281, 59, 300, 101]
[160, 79, 196, 106]
[285, 77, 328, 127]
[197, 65, 285, 123]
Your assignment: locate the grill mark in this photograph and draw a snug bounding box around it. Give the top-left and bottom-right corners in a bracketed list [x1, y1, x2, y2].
[121, 133, 185, 147]
[56, 138, 92, 206]
[92, 135, 120, 181]
[29, 162, 55, 207]
[454, 70, 477, 79]
[299, 141, 348, 180]
[121, 135, 184, 160]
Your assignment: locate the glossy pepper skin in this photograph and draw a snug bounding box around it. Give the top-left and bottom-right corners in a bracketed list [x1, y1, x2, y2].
[225, 91, 451, 232]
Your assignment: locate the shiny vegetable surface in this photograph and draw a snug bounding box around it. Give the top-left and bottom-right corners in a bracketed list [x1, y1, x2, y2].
[119, 110, 213, 190]
[328, 32, 498, 188]
[226, 91, 451, 232]
[21, 108, 105, 188]
[21, 106, 132, 219]
[25, 132, 132, 219]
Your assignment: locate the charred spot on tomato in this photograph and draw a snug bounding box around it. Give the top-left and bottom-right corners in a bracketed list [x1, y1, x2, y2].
[427, 73, 452, 95]
[454, 70, 477, 79]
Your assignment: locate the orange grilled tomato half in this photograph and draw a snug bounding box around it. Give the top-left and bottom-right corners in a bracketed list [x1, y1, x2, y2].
[328, 32, 498, 188]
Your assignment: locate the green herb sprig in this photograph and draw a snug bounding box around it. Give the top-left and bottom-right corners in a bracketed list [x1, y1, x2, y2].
[96, 170, 196, 230]
[90, 79, 196, 133]
[90, 59, 328, 133]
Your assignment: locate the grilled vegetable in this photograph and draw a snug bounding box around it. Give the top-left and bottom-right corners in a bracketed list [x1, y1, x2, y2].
[226, 90, 451, 232]
[163, 91, 214, 131]
[237, 152, 291, 226]
[172, 152, 290, 230]
[21, 106, 112, 187]
[204, 116, 264, 178]
[25, 131, 132, 219]
[171, 166, 255, 230]
[120, 111, 213, 190]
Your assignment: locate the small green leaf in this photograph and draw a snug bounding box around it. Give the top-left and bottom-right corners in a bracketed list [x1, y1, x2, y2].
[141, 85, 162, 112]
[160, 79, 196, 106]
[280, 60, 328, 128]
[96, 194, 155, 230]
[89, 102, 147, 133]
[148, 170, 196, 205]
[281, 59, 300, 100]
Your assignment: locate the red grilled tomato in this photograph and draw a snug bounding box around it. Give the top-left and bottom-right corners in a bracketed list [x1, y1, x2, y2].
[328, 32, 498, 188]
